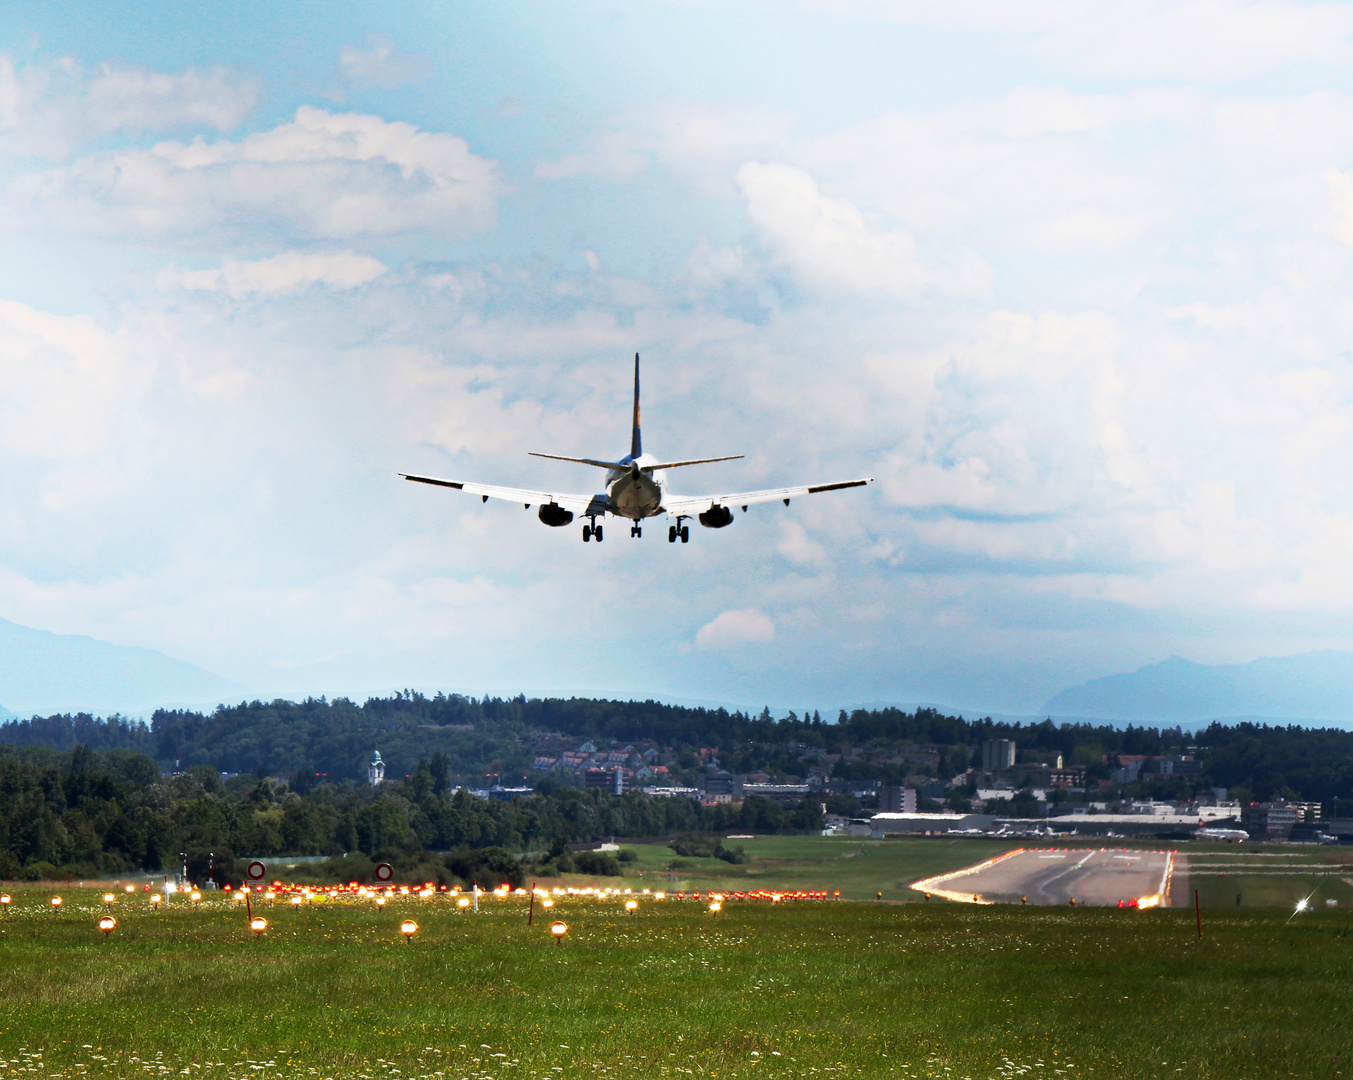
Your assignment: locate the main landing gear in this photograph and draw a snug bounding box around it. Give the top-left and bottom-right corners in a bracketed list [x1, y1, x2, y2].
[668, 521, 690, 543]
[582, 520, 604, 542]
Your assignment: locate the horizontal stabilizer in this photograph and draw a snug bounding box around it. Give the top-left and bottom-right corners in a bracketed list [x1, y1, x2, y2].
[529, 452, 628, 470]
[645, 455, 744, 470]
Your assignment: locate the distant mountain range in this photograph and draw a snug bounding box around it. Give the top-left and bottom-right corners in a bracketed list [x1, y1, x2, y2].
[1042, 651, 1353, 728]
[0, 617, 238, 718]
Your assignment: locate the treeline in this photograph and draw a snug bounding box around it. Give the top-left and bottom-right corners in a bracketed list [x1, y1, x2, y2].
[2, 695, 1353, 803]
[0, 744, 823, 882]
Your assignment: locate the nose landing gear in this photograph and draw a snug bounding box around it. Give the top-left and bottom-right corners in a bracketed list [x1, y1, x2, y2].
[630, 524, 642, 538]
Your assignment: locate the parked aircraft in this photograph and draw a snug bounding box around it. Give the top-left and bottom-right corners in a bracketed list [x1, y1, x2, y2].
[400, 355, 872, 542]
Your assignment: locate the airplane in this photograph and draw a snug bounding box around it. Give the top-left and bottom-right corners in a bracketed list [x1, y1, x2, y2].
[1195, 819, 1249, 842]
[400, 354, 872, 542]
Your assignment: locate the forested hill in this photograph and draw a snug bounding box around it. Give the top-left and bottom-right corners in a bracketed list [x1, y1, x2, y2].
[0, 691, 1186, 782]
[0, 692, 1351, 804]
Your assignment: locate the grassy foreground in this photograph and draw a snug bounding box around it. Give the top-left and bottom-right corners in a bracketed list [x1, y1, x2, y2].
[1, 886, 1351, 1080]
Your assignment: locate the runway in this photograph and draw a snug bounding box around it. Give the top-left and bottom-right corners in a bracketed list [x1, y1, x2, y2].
[911, 847, 1178, 907]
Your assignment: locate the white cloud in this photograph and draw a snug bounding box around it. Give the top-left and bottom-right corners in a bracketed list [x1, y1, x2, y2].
[333, 35, 430, 92]
[735, 162, 990, 297]
[2, 105, 501, 241]
[157, 251, 388, 297]
[802, 0, 1353, 80]
[695, 609, 776, 648]
[534, 100, 792, 190]
[0, 54, 258, 159]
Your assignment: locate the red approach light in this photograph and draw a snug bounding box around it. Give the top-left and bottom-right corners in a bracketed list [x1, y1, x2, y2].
[223, 885, 232, 892]
[693, 892, 701, 899]
[677, 892, 685, 899]
[440, 885, 448, 891]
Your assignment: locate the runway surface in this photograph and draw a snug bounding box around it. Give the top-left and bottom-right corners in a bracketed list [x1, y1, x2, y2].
[916, 847, 1177, 907]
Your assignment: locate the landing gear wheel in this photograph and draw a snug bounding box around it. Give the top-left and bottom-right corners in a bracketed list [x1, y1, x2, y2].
[668, 525, 677, 543]
[631, 524, 642, 538]
[594, 525, 603, 542]
[680, 526, 689, 543]
[582, 525, 592, 542]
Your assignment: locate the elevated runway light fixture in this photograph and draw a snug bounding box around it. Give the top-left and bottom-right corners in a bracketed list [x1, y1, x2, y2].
[625, 900, 638, 913]
[709, 901, 722, 913]
[400, 920, 418, 942]
[149, 894, 161, 907]
[51, 896, 63, 911]
[250, 917, 268, 936]
[98, 916, 116, 936]
[376, 896, 387, 908]
[191, 891, 201, 903]
[125, 885, 135, 893]
[0, 894, 10, 912]
[457, 897, 470, 910]
[103, 893, 115, 905]
[541, 898, 553, 909]
[550, 921, 568, 944]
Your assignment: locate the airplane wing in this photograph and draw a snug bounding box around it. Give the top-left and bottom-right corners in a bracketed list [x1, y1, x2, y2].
[662, 478, 872, 516]
[399, 473, 604, 515]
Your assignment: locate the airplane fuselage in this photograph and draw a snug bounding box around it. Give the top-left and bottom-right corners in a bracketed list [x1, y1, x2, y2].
[606, 454, 667, 520]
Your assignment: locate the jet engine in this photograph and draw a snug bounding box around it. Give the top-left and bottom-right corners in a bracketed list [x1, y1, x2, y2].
[698, 505, 733, 529]
[538, 503, 574, 527]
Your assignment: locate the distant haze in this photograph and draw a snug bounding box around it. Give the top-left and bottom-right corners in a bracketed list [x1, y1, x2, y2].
[0, 618, 237, 718]
[1043, 651, 1353, 728]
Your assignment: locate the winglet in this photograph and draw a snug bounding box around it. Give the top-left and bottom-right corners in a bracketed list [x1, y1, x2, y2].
[630, 352, 642, 459]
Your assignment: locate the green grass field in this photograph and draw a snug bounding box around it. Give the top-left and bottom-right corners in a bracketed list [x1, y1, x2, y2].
[2, 881, 1352, 1080]
[601, 835, 1016, 900]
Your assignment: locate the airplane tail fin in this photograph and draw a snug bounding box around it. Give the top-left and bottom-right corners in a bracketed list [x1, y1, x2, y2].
[630, 352, 642, 459]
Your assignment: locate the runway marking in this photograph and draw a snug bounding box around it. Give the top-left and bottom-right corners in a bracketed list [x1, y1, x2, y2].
[1113, 855, 1141, 861]
[1038, 855, 1066, 859]
[908, 848, 1025, 904]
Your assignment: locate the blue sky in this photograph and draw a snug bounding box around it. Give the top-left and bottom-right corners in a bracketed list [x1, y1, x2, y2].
[4, 0, 1353, 716]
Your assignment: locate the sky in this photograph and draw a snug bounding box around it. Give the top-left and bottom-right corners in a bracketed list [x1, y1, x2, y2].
[4, 0, 1353, 716]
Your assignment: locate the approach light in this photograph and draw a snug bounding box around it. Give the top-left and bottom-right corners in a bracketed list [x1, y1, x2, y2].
[250, 917, 268, 936]
[541, 898, 554, 909]
[550, 921, 568, 943]
[103, 893, 115, 904]
[149, 894, 161, 906]
[98, 916, 116, 936]
[625, 900, 638, 912]
[290, 896, 303, 906]
[457, 897, 470, 909]
[400, 920, 418, 941]
[51, 896, 63, 910]
[709, 902, 722, 913]
[190, 891, 201, 903]
[0, 894, 10, 907]
[1296, 898, 1310, 913]
[376, 897, 387, 908]
[125, 885, 135, 894]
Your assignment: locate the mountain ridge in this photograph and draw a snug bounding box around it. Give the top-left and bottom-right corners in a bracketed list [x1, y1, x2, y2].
[0, 617, 238, 718]
[1042, 649, 1353, 727]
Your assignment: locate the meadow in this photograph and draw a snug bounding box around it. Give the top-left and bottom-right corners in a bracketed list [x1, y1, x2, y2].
[1, 880, 1351, 1080]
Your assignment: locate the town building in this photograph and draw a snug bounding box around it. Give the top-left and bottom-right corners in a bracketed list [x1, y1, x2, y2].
[982, 739, 1016, 772]
[879, 785, 918, 814]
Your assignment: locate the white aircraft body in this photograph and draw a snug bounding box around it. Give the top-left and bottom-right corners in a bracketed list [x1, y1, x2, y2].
[1195, 819, 1249, 842]
[400, 355, 872, 542]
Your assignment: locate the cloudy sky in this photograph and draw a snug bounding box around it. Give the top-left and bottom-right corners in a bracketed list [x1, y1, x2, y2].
[4, 0, 1353, 716]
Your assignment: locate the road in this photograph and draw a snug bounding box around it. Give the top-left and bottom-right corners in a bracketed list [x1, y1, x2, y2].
[926, 847, 1177, 907]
